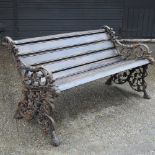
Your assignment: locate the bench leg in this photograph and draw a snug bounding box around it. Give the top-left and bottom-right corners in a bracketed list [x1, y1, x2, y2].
[14, 89, 28, 120]
[14, 88, 60, 146]
[128, 65, 151, 99]
[14, 67, 61, 146]
[143, 89, 151, 99]
[109, 65, 150, 99]
[35, 100, 60, 146]
[105, 76, 113, 85]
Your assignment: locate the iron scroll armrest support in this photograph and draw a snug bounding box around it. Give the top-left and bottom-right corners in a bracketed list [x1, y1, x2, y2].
[104, 25, 153, 99]
[103, 25, 154, 64]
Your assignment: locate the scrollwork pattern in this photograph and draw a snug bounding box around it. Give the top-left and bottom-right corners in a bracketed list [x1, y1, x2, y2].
[106, 65, 150, 99]
[103, 25, 154, 63]
[112, 65, 148, 92]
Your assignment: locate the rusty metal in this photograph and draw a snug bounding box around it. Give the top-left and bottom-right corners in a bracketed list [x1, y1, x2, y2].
[14, 66, 60, 146]
[106, 64, 150, 99]
[103, 25, 154, 64]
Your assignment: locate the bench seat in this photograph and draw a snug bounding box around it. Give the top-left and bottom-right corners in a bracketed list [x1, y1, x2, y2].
[5, 25, 154, 146]
[54, 59, 149, 91]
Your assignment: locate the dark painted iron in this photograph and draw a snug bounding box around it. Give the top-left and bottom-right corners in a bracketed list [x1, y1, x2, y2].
[106, 65, 150, 99]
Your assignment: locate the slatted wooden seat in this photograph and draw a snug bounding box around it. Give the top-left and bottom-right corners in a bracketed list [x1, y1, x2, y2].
[5, 26, 154, 146]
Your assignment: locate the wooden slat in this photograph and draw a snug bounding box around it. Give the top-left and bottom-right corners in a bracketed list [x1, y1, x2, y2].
[42, 49, 118, 73]
[14, 29, 105, 45]
[54, 59, 150, 91]
[53, 56, 122, 80]
[19, 40, 114, 66]
[17, 33, 110, 55]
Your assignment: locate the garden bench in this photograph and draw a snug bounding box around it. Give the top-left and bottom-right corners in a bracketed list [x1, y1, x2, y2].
[5, 26, 154, 146]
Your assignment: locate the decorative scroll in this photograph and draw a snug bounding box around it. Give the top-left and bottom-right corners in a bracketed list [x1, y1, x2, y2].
[112, 71, 130, 84]
[23, 67, 53, 88]
[103, 25, 154, 63]
[112, 65, 148, 92]
[128, 65, 148, 92]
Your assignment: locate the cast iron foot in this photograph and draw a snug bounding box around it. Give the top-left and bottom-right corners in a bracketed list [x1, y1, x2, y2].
[14, 109, 23, 119]
[143, 90, 151, 99]
[105, 76, 113, 85]
[51, 131, 60, 146]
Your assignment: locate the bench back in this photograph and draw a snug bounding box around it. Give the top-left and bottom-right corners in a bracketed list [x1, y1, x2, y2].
[7, 28, 120, 80]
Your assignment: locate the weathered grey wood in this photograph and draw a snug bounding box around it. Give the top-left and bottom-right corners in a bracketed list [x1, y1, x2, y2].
[52, 56, 122, 80]
[19, 41, 114, 66]
[55, 59, 150, 91]
[17, 33, 110, 55]
[42, 49, 118, 73]
[14, 29, 105, 45]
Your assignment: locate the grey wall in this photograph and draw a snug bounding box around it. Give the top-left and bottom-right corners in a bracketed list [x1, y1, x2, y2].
[122, 0, 155, 38]
[0, 0, 123, 39]
[0, 0, 14, 37]
[0, 0, 155, 39]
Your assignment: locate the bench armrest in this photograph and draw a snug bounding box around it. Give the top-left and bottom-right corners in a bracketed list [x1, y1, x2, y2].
[115, 41, 154, 64]
[103, 25, 154, 64]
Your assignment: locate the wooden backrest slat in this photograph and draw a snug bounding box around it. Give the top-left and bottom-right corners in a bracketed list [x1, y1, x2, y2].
[42, 49, 118, 73]
[14, 29, 105, 45]
[17, 33, 110, 55]
[19, 40, 114, 66]
[12, 28, 122, 80]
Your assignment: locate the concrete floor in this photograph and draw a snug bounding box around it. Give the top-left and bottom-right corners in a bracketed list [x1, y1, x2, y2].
[0, 44, 155, 155]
